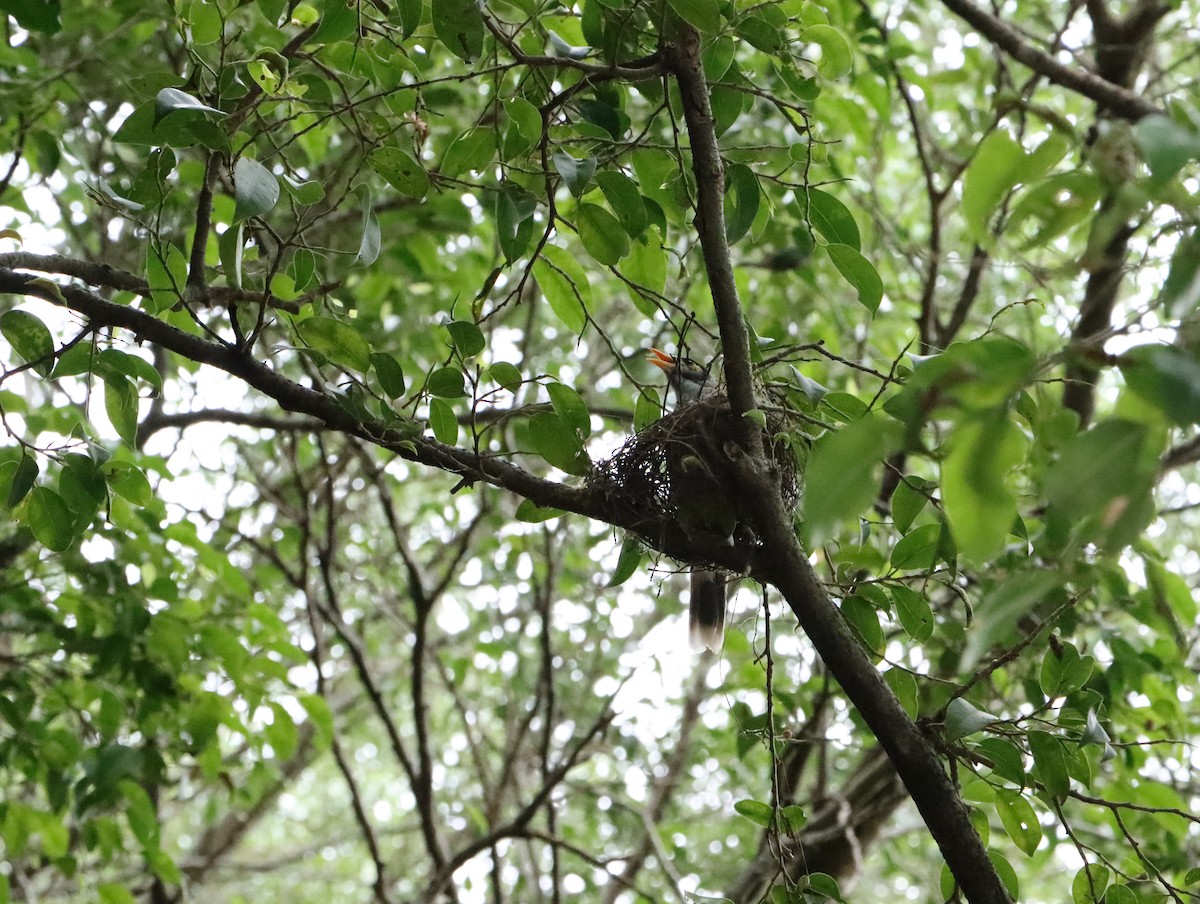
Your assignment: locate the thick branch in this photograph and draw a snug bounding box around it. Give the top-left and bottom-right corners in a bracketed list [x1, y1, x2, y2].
[938, 0, 1161, 121]
[662, 26, 1011, 904]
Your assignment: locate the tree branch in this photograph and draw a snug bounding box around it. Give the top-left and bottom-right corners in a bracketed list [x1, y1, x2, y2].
[938, 0, 1161, 120]
[662, 24, 1012, 904]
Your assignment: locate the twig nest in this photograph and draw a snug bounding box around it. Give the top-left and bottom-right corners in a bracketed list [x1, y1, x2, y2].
[591, 394, 801, 563]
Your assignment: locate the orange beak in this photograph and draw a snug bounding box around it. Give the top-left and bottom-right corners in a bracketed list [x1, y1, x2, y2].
[645, 347, 676, 372]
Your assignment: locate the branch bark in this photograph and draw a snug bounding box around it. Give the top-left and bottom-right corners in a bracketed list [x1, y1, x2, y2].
[661, 25, 1012, 904]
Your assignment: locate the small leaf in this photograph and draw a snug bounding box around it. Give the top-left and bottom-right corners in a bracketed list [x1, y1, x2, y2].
[733, 798, 774, 827]
[724, 163, 759, 244]
[595, 170, 647, 239]
[665, 0, 721, 32]
[7, 453, 39, 507]
[428, 367, 467, 398]
[891, 584, 934, 642]
[995, 790, 1042, 856]
[104, 375, 139, 446]
[941, 412, 1027, 562]
[606, 534, 643, 587]
[154, 87, 225, 124]
[296, 316, 372, 372]
[1134, 114, 1200, 187]
[106, 462, 153, 507]
[944, 697, 997, 741]
[145, 243, 188, 313]
[369, 146, 429, 199]
[233, 157, 280, 222]
[441, 127, 496, 178]
[962, 129, 1023, 240]
[494, 180, 538, 263]
[1072, 864, 1110, 904]
[553, 151, 597, 198]
[546, 382, 590, 437]
[803, 413, 903, 543]
[515, 499, 565, 522]
[428, 398, 459, 445]
[804, 188, 860, 250]
[1028, 730, 1070, 801]
[370, 353, 407, 399]
[825, 243, 883, 314]
[548, 29, 591, 59]
[444, 320, 486, 358]
[528, 411, 589, 476]
[356, 195, 381, 266]
[0, 309, 54, 376]
[533, 257, 587, 334]
[577, 202, 630, 265]
[802, 24, 853, 79]
[20, 486, 75, 551]
[890, 522, 942, 571]
[489, 362, 522, 391]
[432, 0, 484, 61]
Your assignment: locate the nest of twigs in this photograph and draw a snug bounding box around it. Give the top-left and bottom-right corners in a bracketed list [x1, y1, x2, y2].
[590, 394, 801, 560]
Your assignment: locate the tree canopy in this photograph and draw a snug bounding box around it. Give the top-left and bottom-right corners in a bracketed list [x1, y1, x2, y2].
[1, 0, 1199, 902]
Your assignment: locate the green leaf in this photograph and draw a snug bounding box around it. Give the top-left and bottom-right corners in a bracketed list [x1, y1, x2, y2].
[891, 478, 930, 533]
[552, 151, 597, 198]
[233, 157, 280, 222]
[665, 0, 720, 33]
[890, 521, 942, 571]
[19, 486, 75, 551]
[606, 534, 643, 587]
[891, 584, 934, 642]
[1072, 864, 1110, 904]
[884, 668, 918, 718]
[528, 411, 589, 476]
[944, 697, 997, 741]
[577, 202, 630, 266]
[494, 181, 538, 263]
[975, 738, 1026, 787]
[995, 790, 1041, 856]
[441, 127, 495, 178]
[733, 798, 775, 827]
[489, 362, 522, 391]
[1159, 229, 1200, 318]
[1120, 344, 1200, 425]
[0, 309, 54, 376]
[962, 130, 1024, 240]
[595, 171, 647, 239]
[104, 374, 139, 446]
[428, 398, 459, 445]
[105, 462, 153, 507]
[533, 256, 587, 334]
[515, 499, 565, 522]
[428, 367, 467, 398]
[97, 884, 136, 904]
[7, 453, 39, 507]
[369, 146, 429, 199]
[841, 594, 884, 654]
[801, 24, 853, 79]
[432, 0, 484, 61]
[825, 243, 883, 314]
[634, 390, 662, 431]
[0, 0, 61, 33]
[145, 243, 188, 313]
[1134, 114, 1200, 187]
[547, 382, 590, 437]
[1039, 641, 1094, 699]
[724, 163, 759, 245]
[805, 188, 860, 250]
[941, 412, 1027, 562]
[355, 195, 381, 266]
[502, 97, 542, 160]
[803, 413, 903, 543]
[1028, 730, 1070, 801]
[153, 87, 225, 124]
[370, 352, 407, 398]
[218, 221, 244, 289]
[297, 316, 371, 372]
[444, 320, 486, 358]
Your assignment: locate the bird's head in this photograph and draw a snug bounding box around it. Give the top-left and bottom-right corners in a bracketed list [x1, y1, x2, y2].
[646, 347, 711, 405]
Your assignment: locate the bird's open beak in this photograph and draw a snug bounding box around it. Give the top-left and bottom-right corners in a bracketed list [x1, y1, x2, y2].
[645, 347, 676, 372]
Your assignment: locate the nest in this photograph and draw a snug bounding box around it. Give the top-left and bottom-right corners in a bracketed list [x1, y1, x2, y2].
[590, 394, 801, 563]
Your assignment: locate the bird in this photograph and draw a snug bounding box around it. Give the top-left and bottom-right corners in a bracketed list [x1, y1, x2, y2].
[645, 347, 733, 653]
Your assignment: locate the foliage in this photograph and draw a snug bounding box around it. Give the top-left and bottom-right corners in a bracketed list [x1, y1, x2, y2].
[1, 0, 1199, 902]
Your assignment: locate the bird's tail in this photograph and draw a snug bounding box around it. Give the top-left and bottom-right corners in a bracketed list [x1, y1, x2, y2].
[689, 569, 727, 653]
